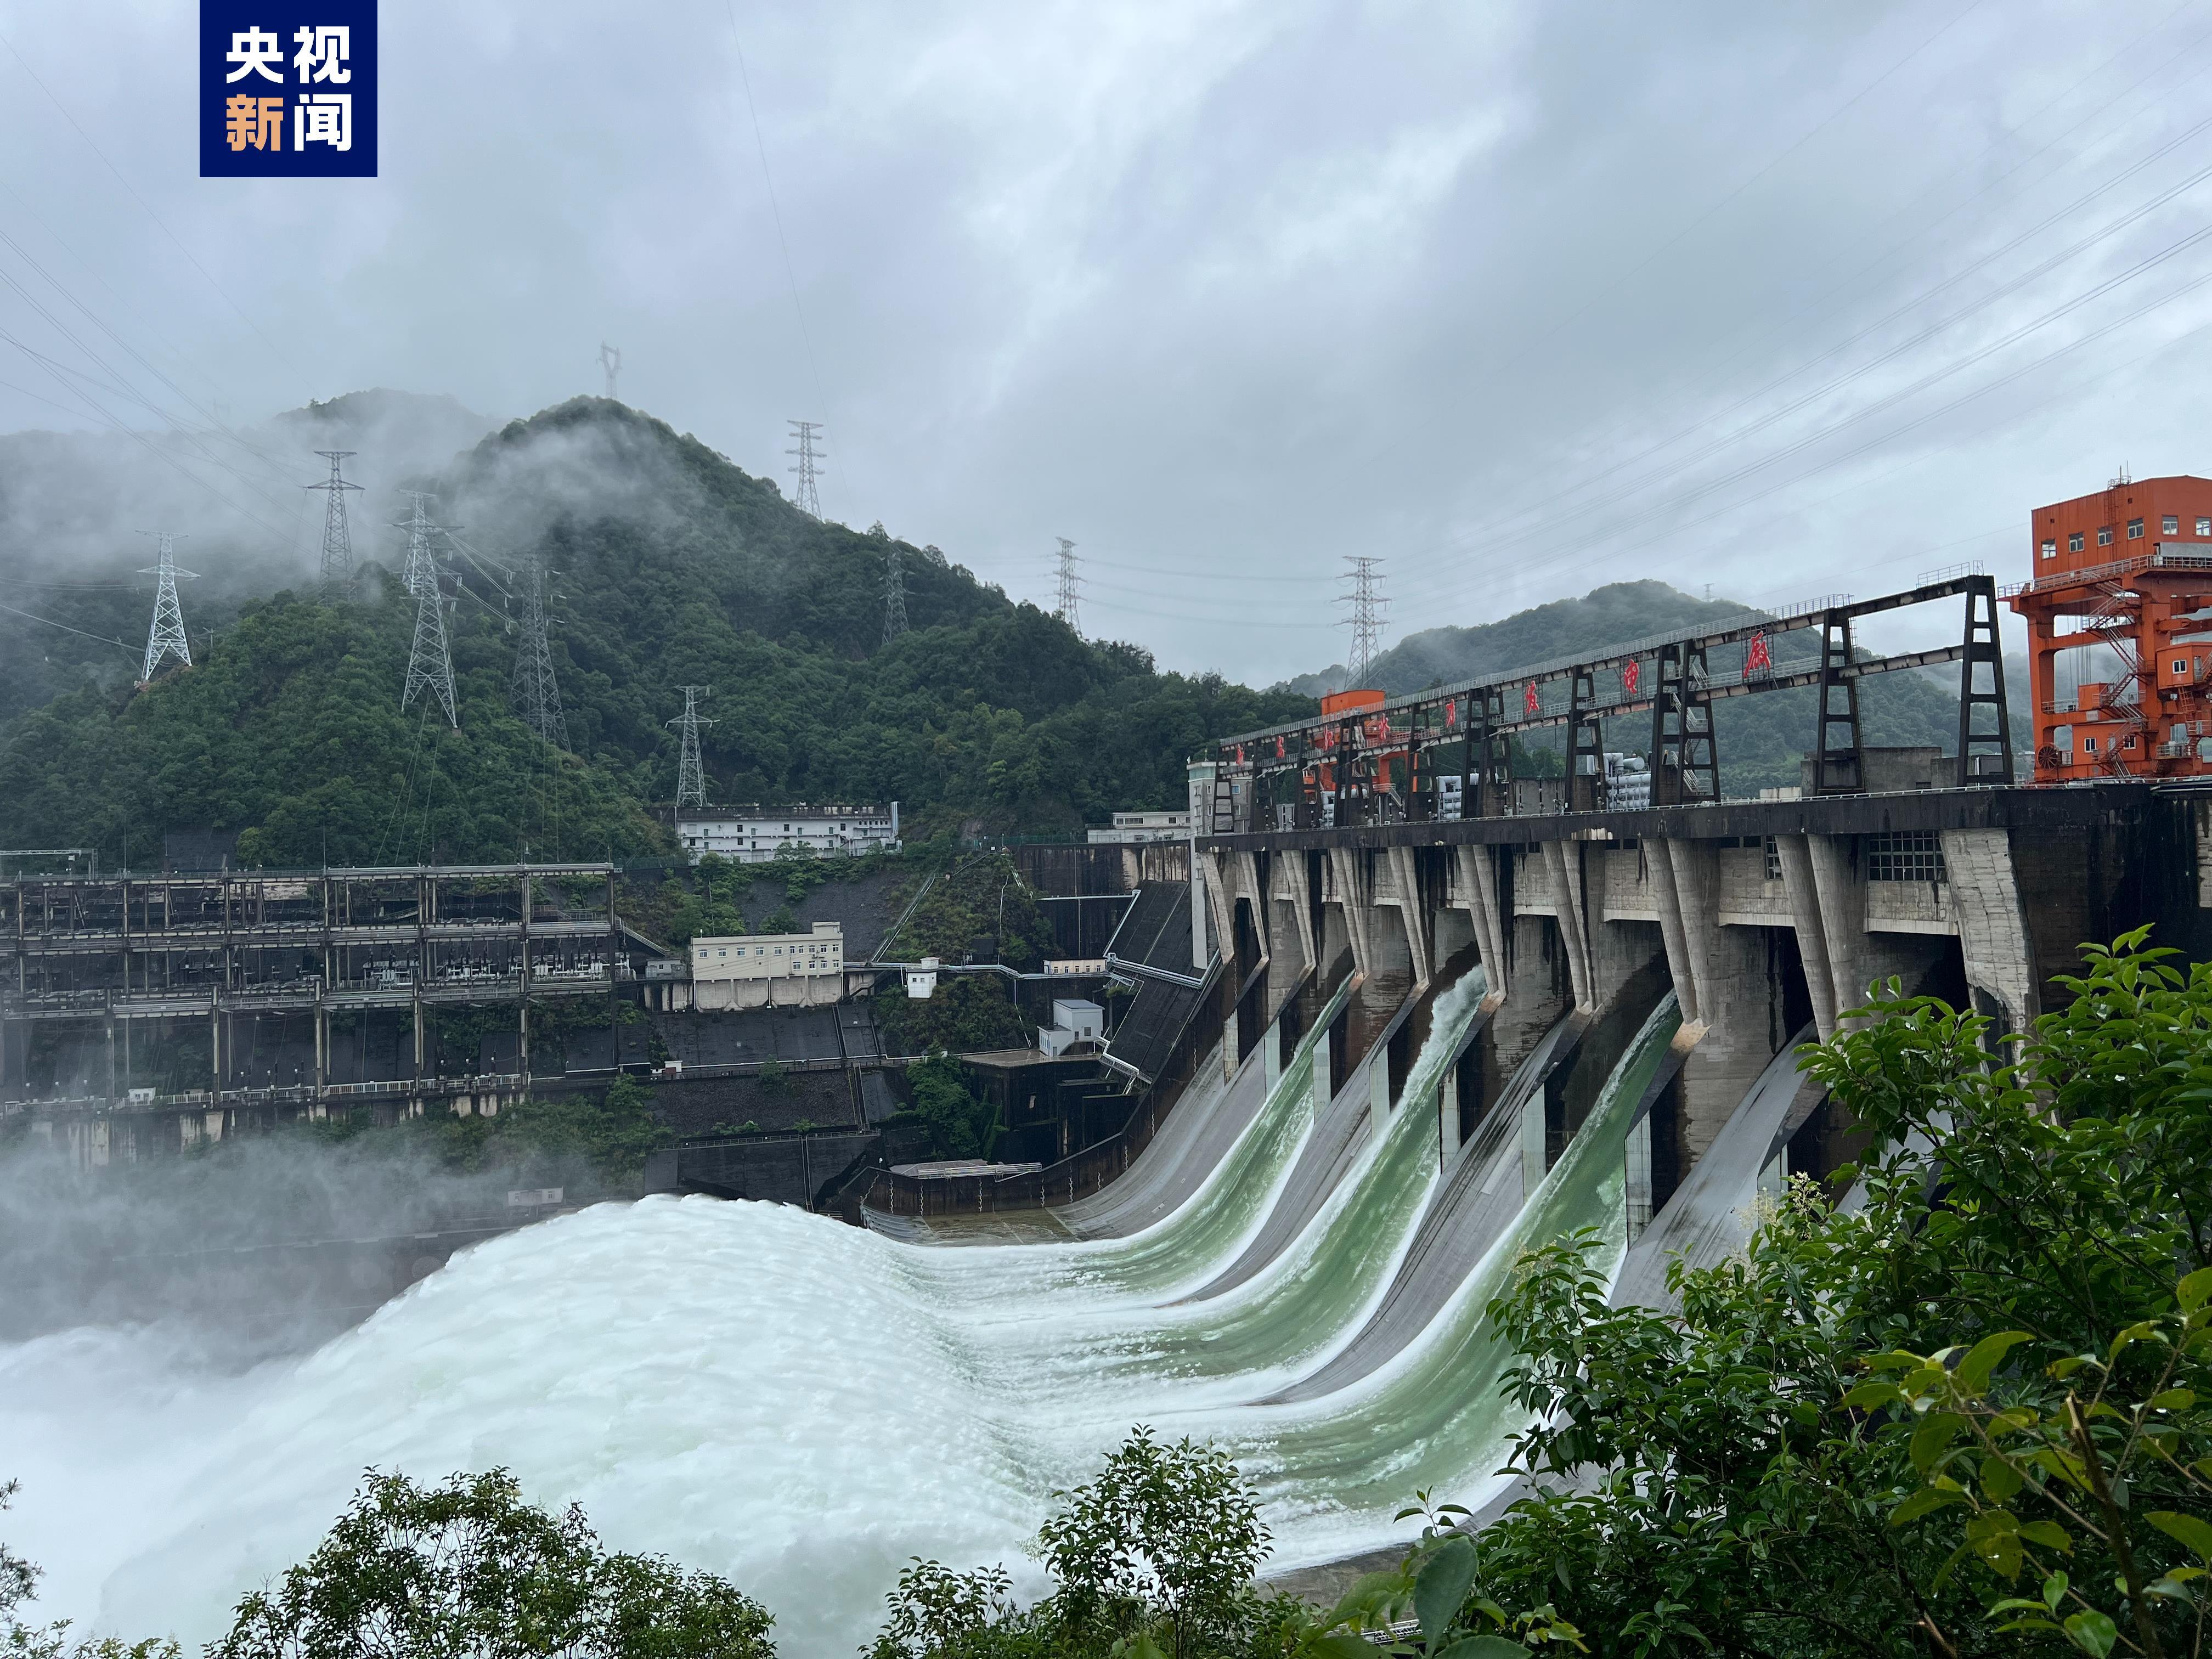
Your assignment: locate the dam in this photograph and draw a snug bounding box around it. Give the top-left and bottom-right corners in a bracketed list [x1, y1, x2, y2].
[8, 574, 2212, 1654]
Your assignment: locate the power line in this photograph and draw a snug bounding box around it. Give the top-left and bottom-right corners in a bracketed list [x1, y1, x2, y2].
[787, 420, 825, 517]
[1053, 538, 1082, 637]
[1339, 556, 1386, 684]
[0, 22, 301, 379]
[395, 495, 458, 727]
[724, 7, 842, 501]
[512, 549, 568, 749]
[668, 687, 715, 813]
[134, 531, 193, 684]
[1478, 0, 1989, 392]
[306, 450, 360, 600]
[882, 544, 909, 645]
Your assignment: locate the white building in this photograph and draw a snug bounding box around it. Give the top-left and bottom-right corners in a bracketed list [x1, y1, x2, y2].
[1037, 997, 1104, 1057]
[678, 803, 900, 864]
[1086, 810, 1191, 845]
[686, 921, 847, 1009]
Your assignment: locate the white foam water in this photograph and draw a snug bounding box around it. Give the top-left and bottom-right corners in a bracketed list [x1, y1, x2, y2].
[0, 984, 1675, 1658]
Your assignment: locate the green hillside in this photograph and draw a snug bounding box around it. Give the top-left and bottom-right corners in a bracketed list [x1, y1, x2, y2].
[0, 399, 1311, 866]
[1279, 579, 2028, 797]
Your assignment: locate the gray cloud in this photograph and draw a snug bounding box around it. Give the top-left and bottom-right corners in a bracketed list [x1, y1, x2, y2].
[1, 0, 2205, 682]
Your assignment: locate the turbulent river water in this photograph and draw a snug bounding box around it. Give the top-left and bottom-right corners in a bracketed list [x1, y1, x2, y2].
[0, 980, 1681, 1657]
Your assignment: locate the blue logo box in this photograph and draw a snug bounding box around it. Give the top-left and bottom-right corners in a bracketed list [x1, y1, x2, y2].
[200, 3, 377, 177]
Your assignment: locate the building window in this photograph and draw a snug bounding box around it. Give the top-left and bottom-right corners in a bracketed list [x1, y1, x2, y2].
[2126, 733, 2138, 750]
[2129, 518, 2145, 539]
[2086, 735, 2100, 753]
[2070, 532, 2085, 552]
[1865, 831, 1945, 883]
[2098, 527, 2114, 546]
[2177, 659, 2189, 676]
[2198, 518, 2210, 537]
[1764, 835, 1781, 882]
[2165, 515, 2181, 534]
[2041, 539, 2057, 558]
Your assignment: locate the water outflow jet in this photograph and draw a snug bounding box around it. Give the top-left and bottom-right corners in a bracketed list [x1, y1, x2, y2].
[1269, 1001, 1589, 1404]
[1612, 1026, 1816, 1310]
[1186, 967, 1489, 1304]
[937, 970, 1493, 1402]
[892, 975, 1356, 1313]
[1200, 994, 1683, 1530]
[19, 991, 1679, 1659]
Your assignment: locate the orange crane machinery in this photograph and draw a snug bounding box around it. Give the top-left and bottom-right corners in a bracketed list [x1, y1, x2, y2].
[2010, 475, 2212, 781]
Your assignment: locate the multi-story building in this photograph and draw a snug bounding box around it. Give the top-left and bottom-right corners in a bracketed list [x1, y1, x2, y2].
[2012, 476, 2212, 781]
[1086, 810, 1192, 845]
[676, 803, 900, 864]
[686, 921, 847, 1009]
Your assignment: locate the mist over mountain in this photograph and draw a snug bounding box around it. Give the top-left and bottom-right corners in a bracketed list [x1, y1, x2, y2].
[0, 389, 497, 724]
[0, 397, 1308, 865]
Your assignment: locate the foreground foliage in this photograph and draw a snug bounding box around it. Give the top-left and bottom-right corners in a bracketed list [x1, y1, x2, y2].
[1454, 930, 2212, 1657]
[208, 1469, 773, 1659]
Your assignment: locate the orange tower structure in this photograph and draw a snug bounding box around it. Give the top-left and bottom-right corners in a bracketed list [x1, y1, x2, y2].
[2010, 474, 2212, 781]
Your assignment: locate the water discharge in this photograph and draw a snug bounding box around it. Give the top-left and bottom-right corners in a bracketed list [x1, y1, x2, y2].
[1, 984, 1678, 1658]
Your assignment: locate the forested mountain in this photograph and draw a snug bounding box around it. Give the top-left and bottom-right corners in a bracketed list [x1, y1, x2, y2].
[1281, 578, 2029, 797]
[0, 389, 496, 727]
[0, 398, 1310, 866]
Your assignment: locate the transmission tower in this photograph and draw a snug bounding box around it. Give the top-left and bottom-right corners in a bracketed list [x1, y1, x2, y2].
[786, 420, 825, 518]
[511, 550, 568, 748]
[136, 531, 195, 684]
[306, 450, 361, 600]
[1053, 537, 1082, 637]
[397, 491, 443, 596]
[667, 687, 715, 813]
[600, 342, 621, 401]
[882, 545, 909, 645]
[395, 496, 458, 726]
[1340, 555, 1387, 686]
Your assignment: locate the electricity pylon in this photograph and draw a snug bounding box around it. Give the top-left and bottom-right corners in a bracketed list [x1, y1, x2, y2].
[396, 495, 457, 727]
[600, 342, 621, 401]
[668, 687, 714, 812]
[1340, 555, 1387, 685]
[511, 550, 568, 748]
[397, 492, 441, 596]
[882, 545, 909, 645]
[136, 531, 195, 684]
[786, 420, 825, 518]
[306, 450, 361, 600]
[1053, 537, 1081, 637]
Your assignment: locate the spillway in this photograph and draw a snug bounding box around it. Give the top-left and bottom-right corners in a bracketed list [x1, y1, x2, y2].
[1, 983, 1679, 1659]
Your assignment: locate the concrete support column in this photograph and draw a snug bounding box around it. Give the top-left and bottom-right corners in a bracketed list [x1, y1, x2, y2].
[1539, 840, 1596, 1012]
[1805, 834, 1875, 1026]
[1775, 833, 1841, 1039]
[1457, 844, 1510, 996]
[1327, 848, 1373, 980]
[1202, 849, 1238, 975]
[1380, 845, 1432, 994]
[1273, 850, 1316, 987]
[1650, 838, 1720, 1035]
[1941, 828, 2039, 1042]
[1235, 850, 1270, 974]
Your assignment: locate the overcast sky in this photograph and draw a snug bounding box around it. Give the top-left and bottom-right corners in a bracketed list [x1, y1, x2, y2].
[2, 0, 2209, 682]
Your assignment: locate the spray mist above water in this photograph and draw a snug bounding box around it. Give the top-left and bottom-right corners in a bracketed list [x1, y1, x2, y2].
[0, 979, 1681, 1658]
